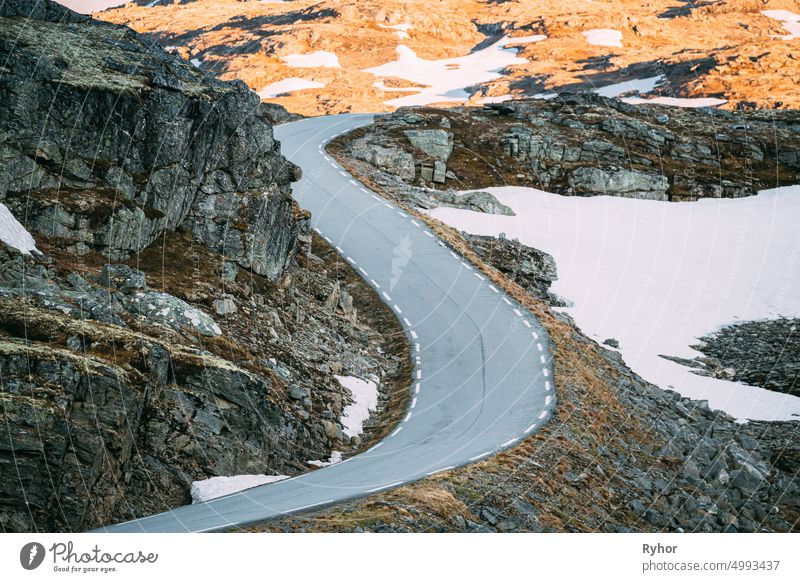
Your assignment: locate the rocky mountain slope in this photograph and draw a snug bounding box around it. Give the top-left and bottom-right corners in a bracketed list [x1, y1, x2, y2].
[96, 0, 800, 115]
[0, 0, 406, 532]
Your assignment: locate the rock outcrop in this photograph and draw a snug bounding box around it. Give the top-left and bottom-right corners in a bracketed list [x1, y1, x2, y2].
[664, 318, 800, 397]
[334, 96, 799, 202]
[0, 0, 302, 280]
[463, 233, 558, 303]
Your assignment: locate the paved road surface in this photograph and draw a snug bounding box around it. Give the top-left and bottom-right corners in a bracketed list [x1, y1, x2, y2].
[98, 114, 555, 532]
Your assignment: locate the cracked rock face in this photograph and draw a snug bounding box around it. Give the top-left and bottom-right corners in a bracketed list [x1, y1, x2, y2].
[0, 0, 408, 534]
[0, 0, 301, 280]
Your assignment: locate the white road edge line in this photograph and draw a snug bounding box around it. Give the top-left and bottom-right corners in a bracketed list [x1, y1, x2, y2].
[404, 412, 412, 422]
[501, 438, 519, 448]
[366, 481, 404, 494]
[415, 383, 421, 394]
[426, 466, 456, 476]
[469, 451, 492, 461]
[538, 411, 548, 419]
[287, 500, 335, 513]
[410, 397, 417, 408]
[524, 423, 537, 434]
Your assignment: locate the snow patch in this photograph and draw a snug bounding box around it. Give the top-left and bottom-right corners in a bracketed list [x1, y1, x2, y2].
[426, 186, 800, 422]
[190, 58, 202, 68]
[55, 1, 127, 13]
[0, 203, 39, 255]
[622, 96, 728, 108]
[762, 10, 800, 40]
[583, 29, 623, 48]
[379, 22, 413, 40]
[283, 51, 341, 69]
[336, 375, 379, 438]
[258, 77, 325, 98]
[364, 34, 546, 107]
[594, 75, 664, 98]
[190, 474, 289, 503]
[307, 451, 343, 468]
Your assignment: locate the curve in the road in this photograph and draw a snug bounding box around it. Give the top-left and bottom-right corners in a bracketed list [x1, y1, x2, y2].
[97, 114, 555, 533]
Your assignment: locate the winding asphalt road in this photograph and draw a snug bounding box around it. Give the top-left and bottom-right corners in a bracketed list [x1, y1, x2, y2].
[99, 114, 555, 533]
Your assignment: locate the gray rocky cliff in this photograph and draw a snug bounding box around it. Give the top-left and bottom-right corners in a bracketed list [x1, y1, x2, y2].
[0, 0, 406, 533]
[0, 0, 302, 279]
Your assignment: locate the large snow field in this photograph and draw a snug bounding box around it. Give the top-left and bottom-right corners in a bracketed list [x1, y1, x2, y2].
[426, 186, 800, 422]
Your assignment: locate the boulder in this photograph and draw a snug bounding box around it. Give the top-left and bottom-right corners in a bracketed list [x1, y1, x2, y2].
[568, 166, 669, 200]
[404, 129, 454, 161]
[126, 291, 222, 336]
[351, 139, 415, 180]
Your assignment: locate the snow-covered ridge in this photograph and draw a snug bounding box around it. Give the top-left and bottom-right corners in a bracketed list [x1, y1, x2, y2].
[426, 186, 800, 422]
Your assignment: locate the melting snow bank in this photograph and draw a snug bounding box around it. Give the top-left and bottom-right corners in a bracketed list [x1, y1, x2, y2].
[307, 451, 343, 468]
[336, 375, 379, 438]
[364, 34, 545, 107]
[622, 96, 728, 108]
[283, 50, 341, 68]
[0, 203, 39, 255]
[426, 186, 800, 422]
[258, 77, 325, 98]
[583, 29, 623, 47]
[762, 10, 800, 40]
[191, 474, 289, 503]
[594, 75, 664, 98]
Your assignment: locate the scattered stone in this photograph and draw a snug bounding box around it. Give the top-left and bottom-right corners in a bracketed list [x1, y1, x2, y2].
[404, 129, 454, 161]
[100, 264, 147, 291]
[212, 297, 237, 315]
